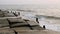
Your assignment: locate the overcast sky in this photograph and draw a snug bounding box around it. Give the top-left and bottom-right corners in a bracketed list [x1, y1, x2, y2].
[0, 0, 60, 5]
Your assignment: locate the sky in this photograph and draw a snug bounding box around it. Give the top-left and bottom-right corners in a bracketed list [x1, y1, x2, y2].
[0, 0, 60, 5]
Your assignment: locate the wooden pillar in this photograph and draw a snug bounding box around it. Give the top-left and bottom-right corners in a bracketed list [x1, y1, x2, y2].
[36, 18, 39, 23]
[43, 25, 46, 29]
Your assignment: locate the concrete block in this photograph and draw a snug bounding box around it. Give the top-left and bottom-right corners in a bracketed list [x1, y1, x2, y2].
[0, 28, 15, 34]
[27, 21, 39, 26]
[8, 18, 25, 23]
[0, 18, 9, 27]
[12, 27, 31, 30]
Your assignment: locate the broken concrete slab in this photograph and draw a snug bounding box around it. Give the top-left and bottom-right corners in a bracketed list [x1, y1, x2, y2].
[18, 30, 40, 34]
[3, 11, 9, 14]
[8, 18, 25, 23]
[17, 30, 60, 34]
[10, 22, 29, 28]
[12, 27, 31, 30]
[31, 25, 44, 30]
[26, 21, 44, 30]
[0, 18, 9, 27]
[0, 28, 15, 34]
[4, 13, 15, 17]
[27, 21, 39, 26]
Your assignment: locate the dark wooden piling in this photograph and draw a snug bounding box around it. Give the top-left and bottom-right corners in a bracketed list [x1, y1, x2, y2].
[43, 25, 46, 29]
[36, 18, 39, 23]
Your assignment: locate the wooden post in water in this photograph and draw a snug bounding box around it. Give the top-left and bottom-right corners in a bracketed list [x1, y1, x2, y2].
[36, 18, 39, 23]
[43, 25, 46, 29]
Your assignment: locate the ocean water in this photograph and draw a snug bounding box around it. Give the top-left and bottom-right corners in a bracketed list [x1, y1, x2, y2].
[38, 17, 60, 32]
[0, 4, 60, 32]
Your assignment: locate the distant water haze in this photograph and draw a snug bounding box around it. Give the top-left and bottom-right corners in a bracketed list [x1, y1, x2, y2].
[0, 4, 60, 17]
